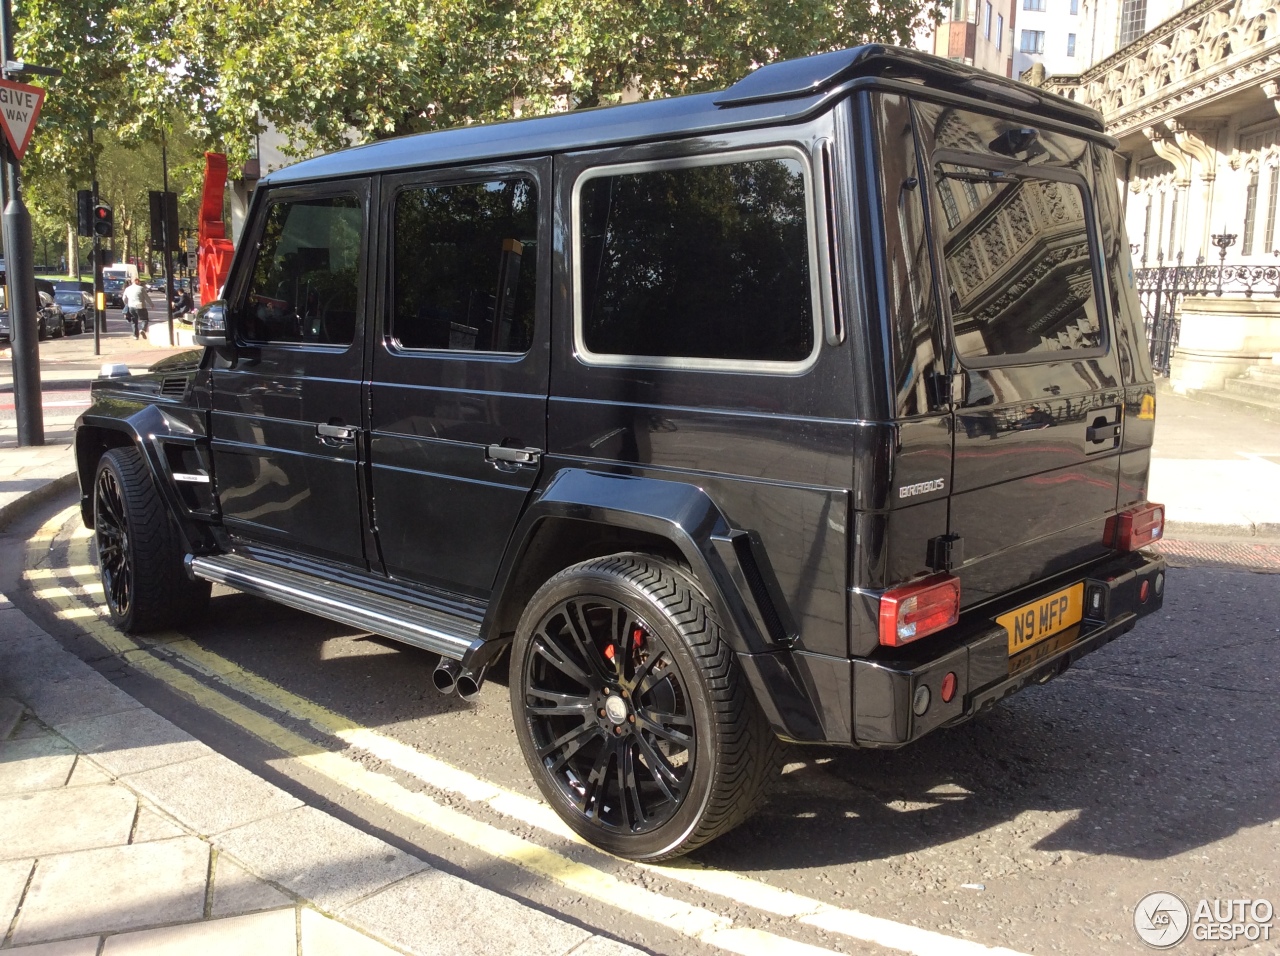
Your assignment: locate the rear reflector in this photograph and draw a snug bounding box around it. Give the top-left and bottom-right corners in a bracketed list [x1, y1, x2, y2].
[879, 574, 961, 647]
[1106, 503, 1165, 551]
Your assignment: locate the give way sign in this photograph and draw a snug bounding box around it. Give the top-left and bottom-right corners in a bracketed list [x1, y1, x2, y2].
[0, 79, 45, 161]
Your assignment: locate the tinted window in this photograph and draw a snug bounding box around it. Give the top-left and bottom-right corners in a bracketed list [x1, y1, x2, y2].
[55, 291, 82, 307]
[242, 195, 362, 345]
[933, 163, 1102, 362]
[391, 178, 537, 353]
[577, 155, 814, 364]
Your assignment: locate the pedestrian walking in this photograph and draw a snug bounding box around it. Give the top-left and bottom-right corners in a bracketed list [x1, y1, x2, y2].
[122, 277, 153, 339]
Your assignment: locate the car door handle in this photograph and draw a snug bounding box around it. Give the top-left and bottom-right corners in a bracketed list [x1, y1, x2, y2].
[1086, 422, 1121, 443]
[486, 444, 540, 465]
[316, 423, 357, 443]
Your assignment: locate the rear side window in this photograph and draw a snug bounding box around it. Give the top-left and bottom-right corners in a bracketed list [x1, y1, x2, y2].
[575, 150, 816, 369]
[932, 163, 1103, 363]
[242, 195, 363, 346]
[391, 177, 538, 353]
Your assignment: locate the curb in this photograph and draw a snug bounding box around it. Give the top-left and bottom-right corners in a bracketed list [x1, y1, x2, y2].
[1165, 517, 1280, 539]
[0, 471, 78, 532]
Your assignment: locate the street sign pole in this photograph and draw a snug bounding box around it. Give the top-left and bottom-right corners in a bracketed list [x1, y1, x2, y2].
[0, 0, 42, 445]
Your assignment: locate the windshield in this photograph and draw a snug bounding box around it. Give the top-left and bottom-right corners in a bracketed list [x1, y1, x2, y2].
[55, 291, 82, 307]
[104, 278, 125, 291]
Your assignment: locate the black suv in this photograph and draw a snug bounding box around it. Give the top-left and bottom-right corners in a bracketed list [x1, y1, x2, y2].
[74, 45, 1166, 861]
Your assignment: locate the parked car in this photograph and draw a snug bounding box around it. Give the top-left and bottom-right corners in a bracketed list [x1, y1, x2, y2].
[54, 289, 91, 335]
[73, 44, 1168, 862]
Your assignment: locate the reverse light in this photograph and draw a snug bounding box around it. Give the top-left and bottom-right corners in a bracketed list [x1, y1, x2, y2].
[1106, 503, 1165, 551]
[879, 574, 961, 647]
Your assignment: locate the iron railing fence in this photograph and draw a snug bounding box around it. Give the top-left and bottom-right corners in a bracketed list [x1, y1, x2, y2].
[1133, 256, 1280, 374]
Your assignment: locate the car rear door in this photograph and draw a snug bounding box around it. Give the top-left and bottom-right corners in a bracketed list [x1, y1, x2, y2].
[914, 102, 1125, 607]
[366, 160, 550, 600]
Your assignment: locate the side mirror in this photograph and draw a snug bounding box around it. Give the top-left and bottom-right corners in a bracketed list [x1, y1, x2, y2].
[193, 301, 230, 349]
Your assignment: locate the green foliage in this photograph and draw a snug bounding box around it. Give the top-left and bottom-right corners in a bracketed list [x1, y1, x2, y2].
[9, 0, 942, 236]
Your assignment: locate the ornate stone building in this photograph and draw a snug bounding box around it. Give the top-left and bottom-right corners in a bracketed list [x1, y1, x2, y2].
[1035, 0, 1280, 393]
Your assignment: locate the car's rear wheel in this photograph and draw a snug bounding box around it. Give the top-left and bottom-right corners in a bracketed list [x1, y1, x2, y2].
[94, 447, 211, 632]
[510, 553, 777, 861]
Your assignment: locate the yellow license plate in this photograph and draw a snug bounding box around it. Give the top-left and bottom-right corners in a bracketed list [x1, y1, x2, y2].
[997, 583, 1084, 656]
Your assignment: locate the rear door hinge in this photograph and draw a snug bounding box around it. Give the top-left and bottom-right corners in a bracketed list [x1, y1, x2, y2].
[928, 534, 964, 572]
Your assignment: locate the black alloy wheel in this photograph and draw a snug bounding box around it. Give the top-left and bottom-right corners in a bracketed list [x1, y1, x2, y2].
[511, 554, 776, 860]
[93, 447, 210, 632]
[94, 459, 133, 622]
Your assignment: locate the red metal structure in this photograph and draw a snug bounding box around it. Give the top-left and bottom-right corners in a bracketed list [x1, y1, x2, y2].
[197, 152, 234, 305]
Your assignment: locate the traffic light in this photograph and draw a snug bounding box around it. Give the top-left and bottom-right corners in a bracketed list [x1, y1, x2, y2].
[93, 202, 113, 238]
[76, 190, 93, 238]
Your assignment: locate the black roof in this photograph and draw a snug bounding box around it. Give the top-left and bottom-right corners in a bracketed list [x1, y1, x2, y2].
[264, 44, 1106, 186]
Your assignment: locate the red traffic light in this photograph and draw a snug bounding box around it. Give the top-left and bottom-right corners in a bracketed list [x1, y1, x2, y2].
[93, 203, 113, 237]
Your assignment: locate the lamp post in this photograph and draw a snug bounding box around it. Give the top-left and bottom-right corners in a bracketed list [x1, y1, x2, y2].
[1210, 232, 1236, 296]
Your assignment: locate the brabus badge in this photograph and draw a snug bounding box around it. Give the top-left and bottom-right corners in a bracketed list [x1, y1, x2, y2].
[899, 478, 946, 499]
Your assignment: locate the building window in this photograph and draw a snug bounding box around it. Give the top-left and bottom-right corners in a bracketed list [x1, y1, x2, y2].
[1020, 30, 1045, 53]
[1168, 190, 1178, 257]
[997, 13, 1004, 49]
[985, 1, 993, 38]
[1119, 0, 1147, 46]
[1023, 0, 1046, 10]
[1070, 0, 1079, 13]
[1266, 169, 1279, 253]
[1243, 170, 1260, 256]
[1142, 200, 1152, 263]
[1067, 33, 1077, 56]
[952, 0, 964, 19]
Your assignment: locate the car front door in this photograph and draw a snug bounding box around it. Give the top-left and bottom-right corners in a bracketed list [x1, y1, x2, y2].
[209, 180, 372, 568]
[367, 161, 550, 599]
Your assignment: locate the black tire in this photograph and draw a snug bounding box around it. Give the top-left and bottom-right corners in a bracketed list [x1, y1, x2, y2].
[510, 553, 777, 861]
[93, 447, 211, 632]
[36, 317, 47, 341]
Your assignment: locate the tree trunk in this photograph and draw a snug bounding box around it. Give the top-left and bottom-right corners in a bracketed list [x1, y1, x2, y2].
[66, 221, 79, 279]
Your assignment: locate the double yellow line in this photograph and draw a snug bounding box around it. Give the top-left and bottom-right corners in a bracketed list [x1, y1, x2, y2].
[28, 506, 1031, 956]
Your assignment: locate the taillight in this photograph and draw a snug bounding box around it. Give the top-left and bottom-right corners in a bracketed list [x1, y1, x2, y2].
[879, 574, 961, 647]
[1106, 503, 1165, 551]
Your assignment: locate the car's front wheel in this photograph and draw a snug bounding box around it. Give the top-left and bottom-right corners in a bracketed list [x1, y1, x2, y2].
[94, 447, 211, 632]
[510, 553, 777, 861]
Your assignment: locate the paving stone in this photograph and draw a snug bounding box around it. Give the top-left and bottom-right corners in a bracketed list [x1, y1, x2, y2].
[21, 675, 144, 727]
[8, 938, 102, 955]
[53, 708, 213, 777]
[0, 859, 34, 933]
[299, 907, 405, 956]
[210, 853, 294, 918]
[0, 735, 76, 794]
[131, 805, 187, 844]
[124, 754, 303, 835]
[215, 806, 428, 911]
[13, 837, 210, 944]
[341, 868, 590, 956]
[568, 935, 651, 956]
[0, 785, 136, 860]
[101, 907, 297, 956]
[65, 757, 114, 788]
[0, 696, 22, 738]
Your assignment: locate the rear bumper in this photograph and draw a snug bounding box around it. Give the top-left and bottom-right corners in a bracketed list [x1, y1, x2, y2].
[850, 549, 1165, 747]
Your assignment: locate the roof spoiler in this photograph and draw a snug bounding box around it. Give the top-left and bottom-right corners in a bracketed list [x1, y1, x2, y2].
[714, 44, 1105, 134]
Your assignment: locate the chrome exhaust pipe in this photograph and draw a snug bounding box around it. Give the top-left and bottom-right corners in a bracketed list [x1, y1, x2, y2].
[432, 659, 461, 695]
[455, 667, 486, 702]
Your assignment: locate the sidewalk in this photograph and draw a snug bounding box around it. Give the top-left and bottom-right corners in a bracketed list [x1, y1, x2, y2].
[0, 338, 1275, 953]
[0, 339, 633, 956]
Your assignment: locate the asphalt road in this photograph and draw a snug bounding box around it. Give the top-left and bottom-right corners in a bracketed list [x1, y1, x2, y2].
[6, 492, 1278, 956]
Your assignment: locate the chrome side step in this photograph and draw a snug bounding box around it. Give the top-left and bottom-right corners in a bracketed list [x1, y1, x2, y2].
[187, 552, 483, 661]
